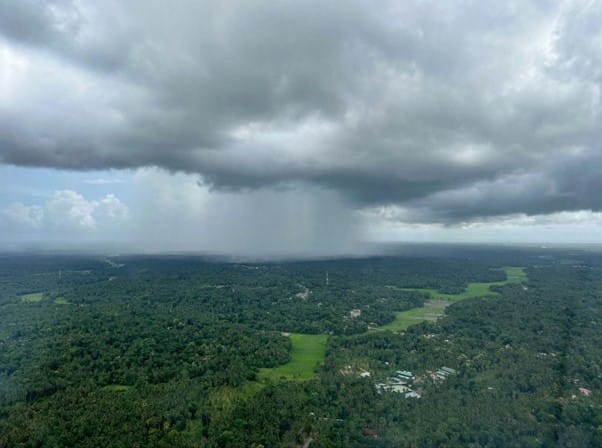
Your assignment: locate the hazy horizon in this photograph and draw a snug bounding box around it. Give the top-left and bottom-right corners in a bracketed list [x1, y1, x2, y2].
[2, 240, 602, 262]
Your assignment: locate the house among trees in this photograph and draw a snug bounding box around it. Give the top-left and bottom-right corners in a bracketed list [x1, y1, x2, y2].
[435, 366, 457, 380]
[579, 387, 592, 397]
[395, 370, 414, 381]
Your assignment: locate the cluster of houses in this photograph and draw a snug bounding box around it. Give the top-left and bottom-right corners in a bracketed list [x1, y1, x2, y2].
[375, 370, 421, 398]
[375, 367, 458, 399]
[428, 366, 457, 382]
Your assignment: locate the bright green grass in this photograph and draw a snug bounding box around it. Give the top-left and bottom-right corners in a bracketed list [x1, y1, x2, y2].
[258, 333, 328, 382]
[20, 292, 44, 303]
[380, 300, 448, 331]
[54, 297, 69, 305]
[382, 267, 527, 332]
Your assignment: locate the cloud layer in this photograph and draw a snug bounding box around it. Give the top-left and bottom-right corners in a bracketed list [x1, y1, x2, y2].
[1, 0, 601, 224]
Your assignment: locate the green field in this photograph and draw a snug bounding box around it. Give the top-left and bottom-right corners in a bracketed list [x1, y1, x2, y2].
[258, 333, 328, 382]
[498, 266, 528, 284]
[380, 300, 448, 331]
[20, 292, 44, 303]
[54, 297, 69, 305]
[381, 267, 527, 332]
[399, 266, 527, 301]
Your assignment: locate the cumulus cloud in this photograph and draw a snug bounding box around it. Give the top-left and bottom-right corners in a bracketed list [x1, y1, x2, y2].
[0, 0, 600, 225]
[0, 189, 129, 236]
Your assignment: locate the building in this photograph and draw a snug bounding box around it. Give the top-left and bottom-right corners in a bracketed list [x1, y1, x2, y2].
[391, 384, 410, 393]
[579, 387, 592, 397]
[350, 309, 361, 318]
[395, 370, 414, 380]
[435, 367, 457, 380]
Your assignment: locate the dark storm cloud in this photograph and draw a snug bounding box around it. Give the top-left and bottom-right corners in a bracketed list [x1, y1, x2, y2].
[393, 148, 602, 224]
[0, 0, 129, 71]
[1, 0, 601, 223]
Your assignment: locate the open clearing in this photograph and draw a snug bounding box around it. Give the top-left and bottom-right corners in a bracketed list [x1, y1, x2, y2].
[498, 266, 528, 284]
[380, 300, 449, 331]
[54, 297, 69, 305]
[258, 333, 328, 382]
[382, 267, 527, 332]
[20, 292, 44, 303]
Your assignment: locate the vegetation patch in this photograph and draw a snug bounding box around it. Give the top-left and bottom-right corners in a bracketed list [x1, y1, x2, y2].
[3, 253, 601, 447]
[54, 297, 69, 305]
[380, 300, 448, 332]
[383, 267, 527, 331]
[102, 258, 125, 268]
[102, 384, 133, 392]
[258, 333, 328, 382]
[20, 292, 44, 303]
[498, 266, 528, 284]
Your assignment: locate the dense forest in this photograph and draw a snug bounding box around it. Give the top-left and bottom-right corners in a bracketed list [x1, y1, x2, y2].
[0, 246, 601, 447]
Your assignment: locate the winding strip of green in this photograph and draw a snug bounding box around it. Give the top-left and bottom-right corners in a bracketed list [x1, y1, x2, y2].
[257, 333, 328, 382]
[381, 266, 527, 332]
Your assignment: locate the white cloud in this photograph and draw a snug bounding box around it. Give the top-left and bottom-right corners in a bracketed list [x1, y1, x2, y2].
[0, 189, 129, 236]
[98, 193, 129, 221]
[44, 190, 98, 229]
[1, 202, 44, 229]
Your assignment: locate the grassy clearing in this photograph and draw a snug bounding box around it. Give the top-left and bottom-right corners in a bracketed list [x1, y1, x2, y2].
[382, 267, 527, 332]
[402, 283, 493, 301]
[258, 333, 328, 382]
[401, 266, 527, 301]
[20, 292, 44, 303]
[54, 297, 69, 305]
[380, 300, 448, 332]
[498, 266, 528, 284]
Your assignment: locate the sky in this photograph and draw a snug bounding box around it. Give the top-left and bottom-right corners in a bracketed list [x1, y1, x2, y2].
[1, 0, 601, 254]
